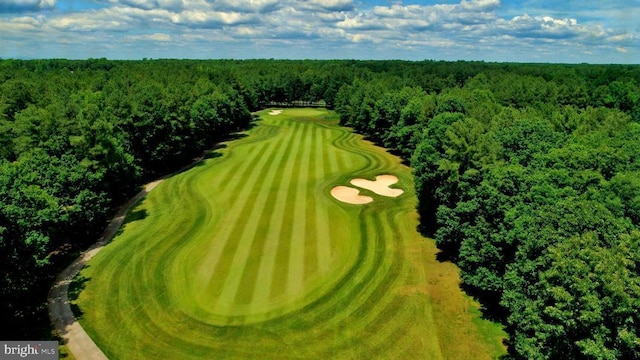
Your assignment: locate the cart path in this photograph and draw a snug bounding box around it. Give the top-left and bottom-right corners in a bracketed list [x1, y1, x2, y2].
[48, 180, 163, 360]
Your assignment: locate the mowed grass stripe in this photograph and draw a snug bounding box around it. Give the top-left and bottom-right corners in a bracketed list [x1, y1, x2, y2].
[194, 123, 289, 311]
[210, 123, 279, 193]
[276, 211, 413, 356]
[110, 193, 193, 352]
[216, 122, 297, 309]
[213, 144, 262, 198]
[304, 125, 330, 281]
[265, 129, 387, 331]
[325, 127, 341, 175]
[341, 130, 371, 171]
[100, 230, 172, 357]
[107, 181, 221, 352]
[334, 130, 358, 171]
[287, 120, 313, 297]
[315, 126, 332, 276]
[214, 123, 279, 197]
[249, 123, 302, 309]
[268, 120, 307, 301]
[313, 211, 389, 331]
[174, 130, 271, 314]
[268, 150, 408, 346]
[335, 212, 423, 356]
[235, 124, 300, 309]
[206, 126, 292, 304]
[303, 126, 318, 281]
[258, 125, 402, 338]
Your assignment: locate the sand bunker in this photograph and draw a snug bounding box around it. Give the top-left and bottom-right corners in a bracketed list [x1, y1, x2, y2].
[331, 174, 404, 204]
[269, 109, 283, 116]
[350, 175, 404, 197]
[331, 186, 374, 205]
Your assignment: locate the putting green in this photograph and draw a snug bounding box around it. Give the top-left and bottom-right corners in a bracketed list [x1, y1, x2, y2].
[74, 108, 505, 359]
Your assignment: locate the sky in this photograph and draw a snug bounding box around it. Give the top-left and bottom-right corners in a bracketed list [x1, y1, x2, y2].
[0, 0, 638, 63]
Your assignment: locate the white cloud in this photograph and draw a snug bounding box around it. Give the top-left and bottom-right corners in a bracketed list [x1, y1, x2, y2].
[157, 0, 181, 9]
[49, 14, 124, 31]
[46, 6, 175, 31]
[234, 26, 261, 37]
[126, 32, 171, 41]
[373, 4, 427, 19]
[209, 0, 282, 13]
[115, 0, 157, 10]
[305, 0, 355, 11]
[0, 16, 44, 33]
[0, 0, 638, 62]
[101, 0, 204, 11]
[608, 34, 633, 42]
[490, 14, 606, 41]
[0, 0, 55, 12]
[606, 33, 639, 48]
[104, 0, 284, 13]
[175, 9, 257, 27]
[459, 0, 500, 11]
[315, 11, 345, 23]
[371, 2, 497, 28]
[336, 13, 388, 30]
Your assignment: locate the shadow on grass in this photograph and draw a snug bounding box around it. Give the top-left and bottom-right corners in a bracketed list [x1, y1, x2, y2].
[58, 343, 76, 360]
[224, 131, 251, 141]
[191, 148, 224, 167]
[178, 133, 242, 169]
[205, 149, 224, 160]
[126, 208, 148, 223]
[460, 282, 509, 323]
[68, 273, 90, 320]
[112, 201, 149, 239]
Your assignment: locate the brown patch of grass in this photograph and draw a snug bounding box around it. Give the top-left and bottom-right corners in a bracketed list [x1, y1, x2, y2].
[402, 213, 506, 359]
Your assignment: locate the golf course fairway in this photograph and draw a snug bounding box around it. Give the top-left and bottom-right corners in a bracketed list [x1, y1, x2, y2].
[73, 108, 505, 359]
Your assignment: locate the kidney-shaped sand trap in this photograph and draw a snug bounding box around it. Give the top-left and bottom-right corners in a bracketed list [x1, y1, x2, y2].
[269, 109, 283, 116]
[350, 175, 404, 197]
[331, 174, 404, 204]
[331, 186, 374, 205]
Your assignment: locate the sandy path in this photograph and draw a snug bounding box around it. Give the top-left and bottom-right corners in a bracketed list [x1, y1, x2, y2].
[48, 180, 162, 360]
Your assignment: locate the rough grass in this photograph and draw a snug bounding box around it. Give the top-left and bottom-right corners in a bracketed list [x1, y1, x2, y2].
[74, 108, 506, 359]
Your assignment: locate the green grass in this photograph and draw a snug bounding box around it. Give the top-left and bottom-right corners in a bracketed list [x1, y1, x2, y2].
[75, 108, 506, 359]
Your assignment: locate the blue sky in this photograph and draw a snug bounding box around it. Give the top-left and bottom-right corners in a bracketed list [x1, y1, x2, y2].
[0, 0, 638, 63]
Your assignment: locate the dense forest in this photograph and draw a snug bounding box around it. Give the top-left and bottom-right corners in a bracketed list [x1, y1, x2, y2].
[2, 59, 640, 359]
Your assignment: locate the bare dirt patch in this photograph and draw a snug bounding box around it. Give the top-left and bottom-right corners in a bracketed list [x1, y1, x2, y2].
[395, 285, 430, 296]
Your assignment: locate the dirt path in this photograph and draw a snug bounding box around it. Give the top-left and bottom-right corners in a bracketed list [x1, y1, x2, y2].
[48, 180, 162, 360]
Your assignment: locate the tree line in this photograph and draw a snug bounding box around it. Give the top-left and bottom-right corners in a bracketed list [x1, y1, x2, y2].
[2, 59, 640, 359]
